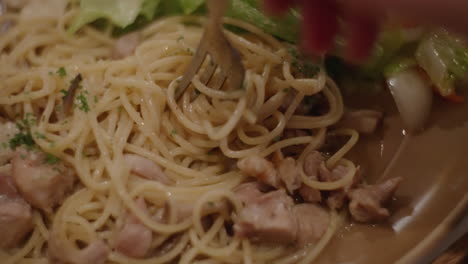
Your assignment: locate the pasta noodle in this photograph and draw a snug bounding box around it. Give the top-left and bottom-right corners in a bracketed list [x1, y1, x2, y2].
[0, 4, 361, 264]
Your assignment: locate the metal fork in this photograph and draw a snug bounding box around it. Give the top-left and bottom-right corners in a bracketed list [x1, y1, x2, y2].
[175, 0, 245, 100]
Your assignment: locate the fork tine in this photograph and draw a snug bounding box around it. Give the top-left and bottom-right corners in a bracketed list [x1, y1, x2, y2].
[209, 72, 227, 90]
[175, 39, 208, 100]
[199, 59, 217, 85]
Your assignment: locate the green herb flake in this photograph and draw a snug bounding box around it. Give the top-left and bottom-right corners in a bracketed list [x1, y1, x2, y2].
[170, 129, 177, 136]
[194, 89, 200, 95]
[44, 153, 60, 164]
[282, 88, 290, 93]
[9, 132, 35, 149]
[56, 67, 67, 78]
[60, 89, 68, 98]
[273, 136, 281, 142]
[34, 132, 46, 140]
[76, 93, 90, 112]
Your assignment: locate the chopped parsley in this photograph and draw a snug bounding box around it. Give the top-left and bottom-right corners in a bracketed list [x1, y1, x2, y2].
[76, 92, 90, 112]
[44, 153, 60, 164]
[56, 67, 67, 78]
[283, 88, 290, 93]
[273, 136, 282, 142]
[194, 89, 200, 95]
[170, 129, 177, 136]
[34, 132, 47, 140]
[288, 47, 320, 78]
[9, 114, 37, 150]
[60, 89, 68, 99]
[9, 132, 35, 149]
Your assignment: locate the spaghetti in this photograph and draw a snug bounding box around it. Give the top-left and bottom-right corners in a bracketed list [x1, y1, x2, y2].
[0, 4, 360, 264]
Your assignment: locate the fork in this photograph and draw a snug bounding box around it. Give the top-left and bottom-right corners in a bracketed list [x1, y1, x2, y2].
[175, 0, 245, 100]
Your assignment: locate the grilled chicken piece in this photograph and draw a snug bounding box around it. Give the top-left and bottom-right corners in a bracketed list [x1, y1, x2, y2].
[112, 32, 141, 59]
[238, 155, 280, 188]
[0, 172, 33, 249]
[234, 190, 297, 244]
[12, 147, 74, 212]
[348, 177, 403, 223]
[115, 198, 152, 258]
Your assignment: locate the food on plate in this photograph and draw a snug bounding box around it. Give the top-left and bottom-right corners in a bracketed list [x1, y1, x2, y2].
[0, 0, 466, 263]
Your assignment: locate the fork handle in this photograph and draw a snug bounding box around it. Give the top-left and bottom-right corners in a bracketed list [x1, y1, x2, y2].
[207, 0, 229, 23]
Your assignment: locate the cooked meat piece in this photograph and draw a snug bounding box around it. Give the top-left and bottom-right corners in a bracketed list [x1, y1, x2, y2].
[270, 150, 284, 166]
[233, 182, 264, 205]
[49, 235, 109, 264]
[337, 110, 383, 134]
[115, 198, 152, 258]
[0, 171, 18, 197]
[303, 151, 324, 177]
[277, 157, 301, 193]
[326, 191, 347, 210]
[0, 122, 19, 165]
[124, 154, 171, 185]
[348, 177, 403, 223]
[0, 198, 34, 249]
[12, 147, 74, 212]
[0, 172, 33, 249]
[293, 204, 330, 246]
[320, 164, 363, 210]
[318, 163, 349, 182]
[298, 151, 324, 202]
[112, 32, 141, 59]
[237, 156, 280, 188]
[234, 190, 297, 244]
[298, 184, 322, 203]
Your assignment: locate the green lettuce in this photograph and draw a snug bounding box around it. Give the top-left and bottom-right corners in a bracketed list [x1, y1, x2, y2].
[70, 0, 300, 42]
[69, 0, 161, 33]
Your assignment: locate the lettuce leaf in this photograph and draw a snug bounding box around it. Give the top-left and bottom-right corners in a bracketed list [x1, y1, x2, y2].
[227, 0, 300, 42]
[70, 0, 300, 42]
[179, 0, 205, 14]
[69, 0, 161, 33]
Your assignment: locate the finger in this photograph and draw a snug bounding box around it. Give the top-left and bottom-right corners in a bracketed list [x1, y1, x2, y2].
[263, 0, 296, 15]
[344, 17, 379, 64]
[301, 0, 339, 55]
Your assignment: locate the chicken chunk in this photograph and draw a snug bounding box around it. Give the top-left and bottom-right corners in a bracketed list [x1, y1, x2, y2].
[348, 177, 403, 223]
[293, 204, 330, 247]
[112, 32, 141, 59]
[298, 151, 324, 202]
[115, 198, 152, 258]
[277, 157, 301, 193]
[337, 110, 383, 134]
[298, 184, 322, 203]
[233, 182, 264, 205]
[237, 156, 280, 188]
[0, 121, 19, 165]
[303, 151, 324, 177]
[234, 190, 297, 244]
[12, 147, 74, 212]
[124, 154, 171, 185]
[0, 173, 33, 249]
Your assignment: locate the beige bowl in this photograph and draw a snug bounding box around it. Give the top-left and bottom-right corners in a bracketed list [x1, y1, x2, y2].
[315, 91, 468, 264]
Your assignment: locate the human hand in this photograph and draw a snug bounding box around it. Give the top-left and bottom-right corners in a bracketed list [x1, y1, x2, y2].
[263, 0, 468, 63]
